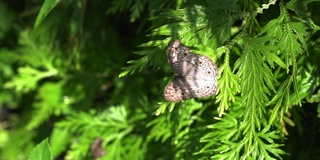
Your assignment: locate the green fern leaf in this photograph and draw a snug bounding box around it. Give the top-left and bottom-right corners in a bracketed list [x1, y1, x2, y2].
[4, 67, 57, 92]
[216, 47, 240, 116]
[26, 82, 67, 130]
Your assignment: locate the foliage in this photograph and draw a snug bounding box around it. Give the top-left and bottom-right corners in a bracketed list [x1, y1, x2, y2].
[28, 139, 52, 160]
[0, 0, 320, 159]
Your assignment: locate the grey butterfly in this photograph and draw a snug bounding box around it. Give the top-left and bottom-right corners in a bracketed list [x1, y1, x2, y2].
[164, 40, 218, 102]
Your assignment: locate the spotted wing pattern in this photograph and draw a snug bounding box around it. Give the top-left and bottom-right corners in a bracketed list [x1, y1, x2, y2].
[164, 40, 218, 102]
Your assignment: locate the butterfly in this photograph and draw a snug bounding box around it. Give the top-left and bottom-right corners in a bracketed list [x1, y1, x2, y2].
[91, 138, 105, 159]
[164, 40, 218, 102]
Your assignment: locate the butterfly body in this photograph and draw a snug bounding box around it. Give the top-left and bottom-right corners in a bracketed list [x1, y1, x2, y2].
[164, 40, 218, 102]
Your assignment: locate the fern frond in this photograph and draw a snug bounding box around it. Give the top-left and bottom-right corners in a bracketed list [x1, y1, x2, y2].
[26, 82, 67, 130]
[286, 0, 320, 30]
[59, 106, 143, 159]
[216, 47, 240, 116]
[120, 3, 240, 77]
[235, 37, 276, 112]
[107, 0, 150, 22]
[4, 66, 58, 92]
[119, 47, 165, 77]
[65, 137, 90, 160]
[147, 100, 206, 159]
[4, 31, 58, 92]
[197, 100, 242, 159]
[17, 31, 56, 70]
[261, 3, 310, 125]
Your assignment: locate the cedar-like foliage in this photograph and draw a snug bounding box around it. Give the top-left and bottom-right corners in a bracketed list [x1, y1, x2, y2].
[0, 0, 319, 159]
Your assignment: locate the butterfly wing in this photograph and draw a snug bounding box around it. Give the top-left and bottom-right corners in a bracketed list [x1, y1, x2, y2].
[184, 54, 218, 98]
[165, 40, 218, 102]
[164, 76, 193, 102]
[167, 40, 193, 76]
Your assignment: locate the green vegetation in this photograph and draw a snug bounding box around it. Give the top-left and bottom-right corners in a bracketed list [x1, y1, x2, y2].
[0, 0, 319, 159]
